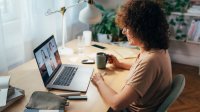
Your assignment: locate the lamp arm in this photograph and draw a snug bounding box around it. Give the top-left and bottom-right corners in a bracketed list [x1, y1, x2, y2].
[65, 0, 85, 10]
[45, 0, 86, 16]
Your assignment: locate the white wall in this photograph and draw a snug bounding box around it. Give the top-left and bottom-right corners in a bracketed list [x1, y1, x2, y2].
[169, 40, 200, 67]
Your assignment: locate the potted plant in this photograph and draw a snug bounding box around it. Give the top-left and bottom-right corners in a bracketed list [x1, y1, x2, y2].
[155, 0, 190, 40]
[91, 3, 125, 43]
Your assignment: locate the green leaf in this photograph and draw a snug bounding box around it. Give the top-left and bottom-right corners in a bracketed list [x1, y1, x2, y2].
[176, 35, 181, 39]
[90, 4, 125, 41]
[176, 29, 182, 33]
[169, 19, 176, 25]
[182, 22, 187, 26]
[94, 3, 105, 12]
[181, 34, 187, 38]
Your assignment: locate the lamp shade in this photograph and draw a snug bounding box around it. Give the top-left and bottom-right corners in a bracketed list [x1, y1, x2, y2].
[79, 3, 102, 24]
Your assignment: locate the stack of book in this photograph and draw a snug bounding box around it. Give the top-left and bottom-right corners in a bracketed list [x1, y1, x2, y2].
[0, 86, 25, 111]
[0, 76, 24, 111]
[187, 19, 200, 42]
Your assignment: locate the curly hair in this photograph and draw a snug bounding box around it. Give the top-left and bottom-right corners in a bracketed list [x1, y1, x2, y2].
[116, 0, 169, 50]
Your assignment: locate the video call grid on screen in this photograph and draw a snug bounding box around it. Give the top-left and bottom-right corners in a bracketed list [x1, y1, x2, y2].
[34, 37, 61, 84]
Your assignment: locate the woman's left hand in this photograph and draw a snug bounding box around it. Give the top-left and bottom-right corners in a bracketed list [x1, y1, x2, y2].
[91, 73, 104, 86]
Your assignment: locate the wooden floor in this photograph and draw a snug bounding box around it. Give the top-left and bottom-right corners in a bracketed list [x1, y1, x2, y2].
[169, 63, 200, 112]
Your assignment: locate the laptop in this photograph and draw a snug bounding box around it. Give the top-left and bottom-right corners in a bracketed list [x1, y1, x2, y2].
[33, 35, 93, 92]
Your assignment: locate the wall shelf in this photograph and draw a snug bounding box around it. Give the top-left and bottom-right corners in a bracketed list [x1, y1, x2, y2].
[171, 12, 200, 18]
[170, 38, 200, 45]
[170, 37, 186, 42]
[186, 40, 200, 45]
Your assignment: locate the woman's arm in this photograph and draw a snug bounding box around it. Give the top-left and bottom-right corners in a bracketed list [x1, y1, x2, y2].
[108, 55, 132, 70]
[91, 73, 139, 111]
[117, 62, 132, 70]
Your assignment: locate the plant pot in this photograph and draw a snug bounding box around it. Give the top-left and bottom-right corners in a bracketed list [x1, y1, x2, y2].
[97, 33, 112, 43]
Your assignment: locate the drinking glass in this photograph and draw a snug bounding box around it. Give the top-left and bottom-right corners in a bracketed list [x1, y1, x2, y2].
[77, 35, 85, 55]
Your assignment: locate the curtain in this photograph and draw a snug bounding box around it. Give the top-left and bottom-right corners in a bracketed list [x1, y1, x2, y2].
[0, 0, 88, 72]
[0, 10, 8, 72]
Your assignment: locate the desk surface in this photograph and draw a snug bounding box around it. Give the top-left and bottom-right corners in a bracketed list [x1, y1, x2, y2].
[4, 40, 138, 112]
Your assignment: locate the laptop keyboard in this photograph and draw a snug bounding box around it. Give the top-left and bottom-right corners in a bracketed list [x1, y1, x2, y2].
[53, 66, 78, 86]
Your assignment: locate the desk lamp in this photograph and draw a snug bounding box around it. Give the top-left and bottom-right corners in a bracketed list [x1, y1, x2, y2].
[46, 0, 102, 55]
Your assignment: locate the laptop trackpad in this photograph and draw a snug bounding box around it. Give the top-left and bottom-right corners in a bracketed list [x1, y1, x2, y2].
[48, 66, 93, 92]
[69, 67, 93, 90]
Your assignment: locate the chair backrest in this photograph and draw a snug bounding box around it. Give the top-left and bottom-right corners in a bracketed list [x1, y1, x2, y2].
[157, 74, 185, 112]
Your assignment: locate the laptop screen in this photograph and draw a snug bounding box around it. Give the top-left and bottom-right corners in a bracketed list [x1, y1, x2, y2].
[34, 35, 61, 85]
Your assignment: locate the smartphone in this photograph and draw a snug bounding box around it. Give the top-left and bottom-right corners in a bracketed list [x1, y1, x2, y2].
[91, 44, 106, 49]
[82, 59, 95, 64]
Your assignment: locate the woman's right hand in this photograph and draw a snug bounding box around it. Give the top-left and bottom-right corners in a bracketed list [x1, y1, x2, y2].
[107, 54, 121, 68]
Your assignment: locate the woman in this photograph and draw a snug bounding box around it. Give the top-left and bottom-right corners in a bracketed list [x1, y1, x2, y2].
[91, 1, 172, 112]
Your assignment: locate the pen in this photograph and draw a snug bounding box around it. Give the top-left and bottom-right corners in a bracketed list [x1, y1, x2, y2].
[55, 92, 81, 97]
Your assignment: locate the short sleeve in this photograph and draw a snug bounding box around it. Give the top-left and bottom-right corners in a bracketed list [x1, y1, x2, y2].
[126, 59, 157, 98]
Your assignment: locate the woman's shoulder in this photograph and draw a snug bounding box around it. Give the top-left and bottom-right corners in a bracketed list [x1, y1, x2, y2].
[139, 49, 168, 64]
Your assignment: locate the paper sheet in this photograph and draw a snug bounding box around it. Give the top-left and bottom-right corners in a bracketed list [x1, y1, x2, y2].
[113, 47, 140, 59]
[105, 47, 140, 59]
[0, 76, 10, 107]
